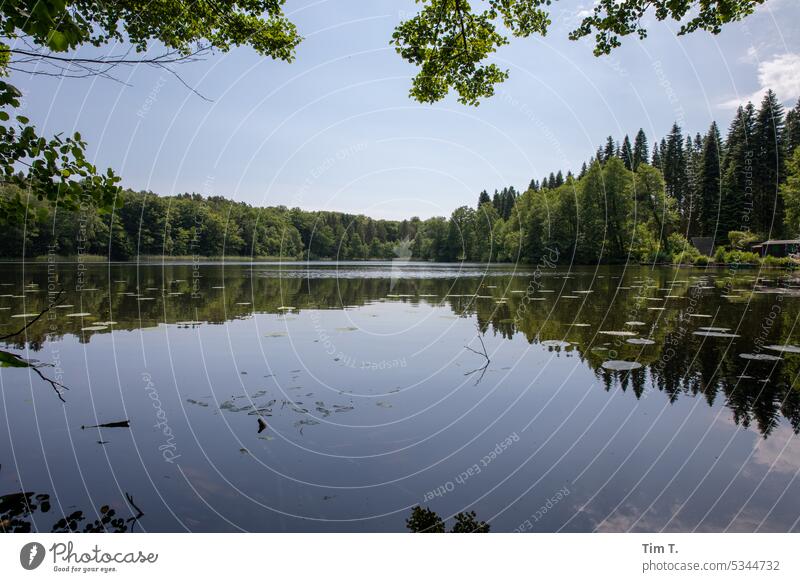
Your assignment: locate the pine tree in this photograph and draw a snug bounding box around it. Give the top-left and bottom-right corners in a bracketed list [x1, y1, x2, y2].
[684, 133, 704, 235]
[478, 190, 491, 208]
[663, 124, 690, 229]
[781, 148, 800, 237]
[554, 170, 564, 187]
[633, 129, 649, 169]
[620, 135, 634, 170]
[603, 136, 616, 162]
[528, 179, 539, 192]
[651, 144, 662, 169]
[752, 89, 786, 236]
[720, 104, 756, 239]
[578, 162, 588, 178]
[696, 122, 723, 236]
[547, 172, 556, 189]
[492, 190, 502, 214]
[784, 99, 800, 158]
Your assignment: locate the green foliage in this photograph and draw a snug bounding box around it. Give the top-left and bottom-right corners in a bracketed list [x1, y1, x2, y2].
[0, 1, 301, 58]
[0, 187, 414, 260]
[713, 247, 760, 265]
[391, 0, 550, 105]
[405, 506, 445, 532]
[450, 511, 490, 533]
[391, 0, 758, 105]
[781, 148, 800, 237]
[405, 506, 490, 532]
[0, 1, 302, 225]
[667, 232, 703, 264]
[727, 230, 758, 250]
[0, 81, 121, 221]
[761, 255, 798, 268]
[570, 0, 766, 56]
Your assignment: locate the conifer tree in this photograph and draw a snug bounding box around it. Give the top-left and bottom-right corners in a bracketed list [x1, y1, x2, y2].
[620, 135, 634, 170]
[603, 136, 616, 161]
[478, 190, 491, 208]
[752, 90, 786, 236]
[784, 99, 800, 158]
[719, 104, 755, 240]
[633, 129, 649, 169]
[651, 144, 662, 169]
[696, 122, 723, 236]
[663, 124, 690, 229]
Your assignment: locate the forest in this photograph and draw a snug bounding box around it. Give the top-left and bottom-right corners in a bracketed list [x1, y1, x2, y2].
[2, 91, 799, 265]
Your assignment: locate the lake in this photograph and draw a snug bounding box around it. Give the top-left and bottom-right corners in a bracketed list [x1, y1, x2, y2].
[1, 261, 799, 532]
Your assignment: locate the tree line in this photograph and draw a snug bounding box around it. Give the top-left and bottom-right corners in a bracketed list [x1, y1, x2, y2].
[2, 91, 799, 264]
[412, 90, 800, 264]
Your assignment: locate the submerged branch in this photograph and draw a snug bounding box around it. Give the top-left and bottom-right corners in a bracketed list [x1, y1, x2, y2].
[0, 289, 65, 342]
[464, 328, 490, 385]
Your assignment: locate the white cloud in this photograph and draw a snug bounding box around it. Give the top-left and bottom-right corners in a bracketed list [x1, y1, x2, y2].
[720, 52, 800, 108]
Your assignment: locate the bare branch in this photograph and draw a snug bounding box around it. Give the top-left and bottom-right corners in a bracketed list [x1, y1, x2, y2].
[1, 45, 214, 101]
[0, 289, 65, 342]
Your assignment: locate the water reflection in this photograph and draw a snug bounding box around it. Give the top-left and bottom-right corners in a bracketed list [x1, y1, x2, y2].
[2, 262, 800, 532]
[2, 263, 799, 438]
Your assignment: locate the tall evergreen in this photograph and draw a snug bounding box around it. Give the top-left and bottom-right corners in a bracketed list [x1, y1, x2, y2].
[632, 129, 649, 169]
[696, 122, 723, 236]
[651, 143, 662, 169]
[720, 104, 755, 240]
[478, 190, 491, 208]
[752, 89, 786, 236]
[554, 170, 564, 187]
[663, 124, 690, 229]
[603, 136, 616, 162]
[784, 99, 800, 157]
[492, 190, 502, 213]
[620, 135, 634, 170]
[578, 162, 588, 178]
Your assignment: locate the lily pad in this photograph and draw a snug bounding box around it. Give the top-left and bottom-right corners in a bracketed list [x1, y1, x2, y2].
[626, 338, 655, 345]
[693, 331, 741, 338]
[765, 344, 800, 354]
[599, 330, 637, 337]
[739, 353, 783, 361]
[541, 340, 571, 348]
[601, 360, 643, 371]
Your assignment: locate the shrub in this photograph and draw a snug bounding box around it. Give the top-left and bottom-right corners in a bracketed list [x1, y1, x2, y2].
[693, 255, 710, 266]
[667, 233, 702, 264]
[728, 230, 758, 250]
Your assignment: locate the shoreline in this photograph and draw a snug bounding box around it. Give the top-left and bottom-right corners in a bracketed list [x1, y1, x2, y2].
[0, 256, 797, 269]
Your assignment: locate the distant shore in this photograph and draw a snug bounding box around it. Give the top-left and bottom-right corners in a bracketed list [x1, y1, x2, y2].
[0, 255, 798, 269]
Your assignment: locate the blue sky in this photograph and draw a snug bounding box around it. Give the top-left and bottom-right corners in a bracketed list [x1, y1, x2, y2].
[10, 0, 800, 219]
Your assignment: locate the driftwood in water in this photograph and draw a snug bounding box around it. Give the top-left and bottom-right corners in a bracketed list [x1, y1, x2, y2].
[81, 420, 130, 429]
[257, 417, 267, 433]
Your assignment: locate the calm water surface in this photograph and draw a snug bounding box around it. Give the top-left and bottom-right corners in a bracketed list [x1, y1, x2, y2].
[2, 262, 800, 532]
